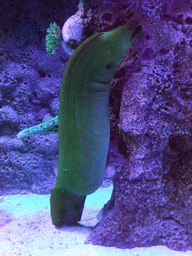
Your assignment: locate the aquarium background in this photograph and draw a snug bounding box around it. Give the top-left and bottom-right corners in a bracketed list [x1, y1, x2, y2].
[0, 0, 192, 254]
[0, 0, 78, 194]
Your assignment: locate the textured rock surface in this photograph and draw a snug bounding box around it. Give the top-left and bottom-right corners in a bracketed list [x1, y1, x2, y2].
[0, 0, 192, 252]
[0, 0, 79, 194]
[86, 0, 192, 251]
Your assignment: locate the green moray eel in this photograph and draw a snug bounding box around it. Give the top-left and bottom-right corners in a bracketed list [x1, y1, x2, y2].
[51, 19, 142, 226]
[17, 19, 142, 226]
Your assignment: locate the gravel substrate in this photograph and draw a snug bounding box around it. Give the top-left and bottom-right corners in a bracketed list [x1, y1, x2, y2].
[0, 186, 191, 256]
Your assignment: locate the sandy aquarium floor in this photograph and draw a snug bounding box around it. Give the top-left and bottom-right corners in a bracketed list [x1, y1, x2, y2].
[0, 185, 192, 256]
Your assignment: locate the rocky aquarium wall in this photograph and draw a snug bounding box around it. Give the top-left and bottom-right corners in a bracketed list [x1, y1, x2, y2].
[0, 0, 192, 252]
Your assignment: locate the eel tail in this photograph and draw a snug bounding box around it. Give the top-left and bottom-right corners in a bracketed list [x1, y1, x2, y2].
[50, 188, 86, 226]
[17, 116, 59, 138]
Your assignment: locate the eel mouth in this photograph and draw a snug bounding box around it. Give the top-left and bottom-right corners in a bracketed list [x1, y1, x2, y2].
[90, 79, 111, 92]
[130, 25, 143, 41]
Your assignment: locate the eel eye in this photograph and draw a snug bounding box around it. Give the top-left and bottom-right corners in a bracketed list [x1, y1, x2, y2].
[106, 63, 111, 69]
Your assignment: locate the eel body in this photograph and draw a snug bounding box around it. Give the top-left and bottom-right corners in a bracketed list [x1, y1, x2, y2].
[50, 19, 142, 226]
